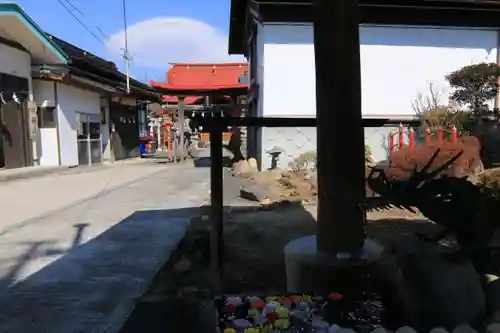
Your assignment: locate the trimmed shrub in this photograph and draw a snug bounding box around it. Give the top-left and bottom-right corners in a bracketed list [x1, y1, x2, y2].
[385, 136, 483, 181]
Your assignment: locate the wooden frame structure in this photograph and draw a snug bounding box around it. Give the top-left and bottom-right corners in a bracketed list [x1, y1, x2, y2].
[150, 82, 248, 160]
[229, 0, 500, 54]
[224, 0, 500, 283]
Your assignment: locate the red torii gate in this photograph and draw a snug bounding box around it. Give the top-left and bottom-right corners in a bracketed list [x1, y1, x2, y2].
[149, 81, 248, 159]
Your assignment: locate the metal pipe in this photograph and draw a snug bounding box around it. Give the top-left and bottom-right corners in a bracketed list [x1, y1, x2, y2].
[53, 81, 62, 166]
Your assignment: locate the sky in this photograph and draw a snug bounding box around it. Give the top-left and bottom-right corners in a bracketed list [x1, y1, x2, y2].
[14, 0, 245, 82]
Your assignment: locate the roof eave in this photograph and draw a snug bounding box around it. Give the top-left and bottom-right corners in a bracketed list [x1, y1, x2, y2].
[150, 81, 248, 96]
[228, 0, 500, 54]
[0, 3, 70, 64]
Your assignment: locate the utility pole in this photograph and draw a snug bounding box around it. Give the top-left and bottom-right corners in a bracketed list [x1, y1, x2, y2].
[122, 0, 130, 94]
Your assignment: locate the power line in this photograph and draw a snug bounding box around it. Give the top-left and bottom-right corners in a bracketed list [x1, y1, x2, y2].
[95, 26, 109, 40]
[62, 0, 109, 40]
[61, 0, 83, 16]
[55, 0, 106, 44]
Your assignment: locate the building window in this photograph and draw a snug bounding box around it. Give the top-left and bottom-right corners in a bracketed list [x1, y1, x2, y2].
[138, 103, 148, 136]
[37, 107, 56, 128]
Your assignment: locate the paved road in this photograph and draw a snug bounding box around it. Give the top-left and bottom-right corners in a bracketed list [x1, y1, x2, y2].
[0, 160, 210, 333]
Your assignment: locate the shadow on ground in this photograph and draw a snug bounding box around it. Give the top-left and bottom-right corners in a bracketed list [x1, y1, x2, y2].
[0, 207, 201, 333]
[119, 203, 438, 333]
[193, 156, 233, 168]
[0, 223, 89, 290]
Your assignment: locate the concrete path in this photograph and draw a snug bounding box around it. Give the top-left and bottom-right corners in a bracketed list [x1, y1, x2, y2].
[0, 161, 210, 333]
[0, 159, 170, 235]
[0, 157, 146, 183]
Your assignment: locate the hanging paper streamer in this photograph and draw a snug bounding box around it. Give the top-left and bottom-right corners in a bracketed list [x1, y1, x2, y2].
[12, 92, 20, 104]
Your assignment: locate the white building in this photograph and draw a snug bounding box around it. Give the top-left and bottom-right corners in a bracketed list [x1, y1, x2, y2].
[228, 0, 500, 169]
[0, 3, 157, 169]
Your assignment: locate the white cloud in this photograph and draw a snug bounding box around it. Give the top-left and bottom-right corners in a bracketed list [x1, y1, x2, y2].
[105, 17, 245, 69]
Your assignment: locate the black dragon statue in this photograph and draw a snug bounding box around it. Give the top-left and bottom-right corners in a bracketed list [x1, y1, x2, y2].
[363, 149, 500, 274]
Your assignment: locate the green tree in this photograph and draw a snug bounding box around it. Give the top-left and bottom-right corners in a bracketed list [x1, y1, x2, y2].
[445, 62, 500, 116]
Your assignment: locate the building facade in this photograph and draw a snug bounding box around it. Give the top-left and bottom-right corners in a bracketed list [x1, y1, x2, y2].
[0, 4, 69, 169]
[0, 3, 158, 169]
[228, 0, 500, 170]
[252, 24, 497, 168]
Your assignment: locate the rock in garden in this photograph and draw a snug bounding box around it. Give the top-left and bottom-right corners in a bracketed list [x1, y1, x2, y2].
[247, 157, 258, 171]
[370, 328, 390, 333]
[395, 327, 417, 333]
[329, 324, 342, 333]
[381, 237, 485, 331]
[260, 197, 274, 206]
[486, 323, 500, 333]
[174, 257, 192, 274]
[176, 286, 199, 299]
[233, 160, 253, 176]
[485, 274, 500, 313]
[429, 327, 449, 333]
[240, 183, 271, 202]
[452, 324, 478, 333]
[336, 329, 356, 333]
[487, 310, 500, 324]
[386, 136, 483, 181]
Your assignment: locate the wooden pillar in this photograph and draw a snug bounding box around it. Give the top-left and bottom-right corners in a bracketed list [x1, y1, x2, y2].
[210, 111, 224, 291]
[495, 30, 500, 111]
[178, 96, 185, 160]
[314, 0, 365, 254]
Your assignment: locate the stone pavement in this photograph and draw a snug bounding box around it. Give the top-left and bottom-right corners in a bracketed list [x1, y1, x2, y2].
[0, 159, 169, 235]
[0, 161, 210, 333]
[0, 157, 146, 183]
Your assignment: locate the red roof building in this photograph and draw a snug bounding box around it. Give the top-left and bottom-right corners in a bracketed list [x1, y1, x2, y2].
[152, 62, 248, 104]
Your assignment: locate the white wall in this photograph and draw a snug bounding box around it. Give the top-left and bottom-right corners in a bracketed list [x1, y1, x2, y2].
[100, 98, 111, 160]
[32, 80, 59, 166]
[255, 24, 499, 168]
[0, 43, 33, 101]
[260, 24, 498, 117]
[0, 42, 31, 78]
[57, 83, 100, 166]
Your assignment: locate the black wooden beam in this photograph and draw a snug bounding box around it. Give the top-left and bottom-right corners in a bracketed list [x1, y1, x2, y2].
[151, 86, 248, 96]
[199, 116, 419, 128]
[229, 0, 500, 54]
[255, 0, 500, 10]
[209, 124, 224, 292]
[260, 3, 500, 26]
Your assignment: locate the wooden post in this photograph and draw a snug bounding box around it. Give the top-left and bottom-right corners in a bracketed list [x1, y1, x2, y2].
[426, 126, 432, 145]
[451, 125, 458, 142]
[210, 118, 224, 291]
[166, 122, 172, 161]
[389, 133, 395, 155]
[314, 0, 365, 254]
[438, 127, 444, 144]
[495, 30, 500, 111]
[409, 127, 415, 149]
[398, 123, 404, 149]
[178, 97, 185, 160]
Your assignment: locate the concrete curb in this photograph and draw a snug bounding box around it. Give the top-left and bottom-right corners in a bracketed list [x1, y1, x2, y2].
[0, 158, 146, 184]
[0, 167, 70, 183]
[0, 166, 168, 236]
[100, 216, 194, 333]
